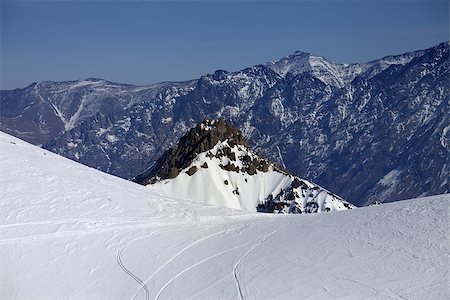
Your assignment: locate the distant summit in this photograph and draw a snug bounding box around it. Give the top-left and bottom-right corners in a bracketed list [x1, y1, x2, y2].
[135, 119, 355, 214]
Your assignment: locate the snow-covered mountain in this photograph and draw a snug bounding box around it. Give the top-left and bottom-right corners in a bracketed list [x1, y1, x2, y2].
[1, 42, 448, 206]
[1, 131, 449, 299]
[135, 119, 354, 213]
[265, 48, 426, 88]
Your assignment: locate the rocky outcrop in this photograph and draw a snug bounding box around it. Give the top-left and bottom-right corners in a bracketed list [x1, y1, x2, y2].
[133, 119, 249, 184]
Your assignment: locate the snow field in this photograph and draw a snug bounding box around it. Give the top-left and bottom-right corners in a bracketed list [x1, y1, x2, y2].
[1, 131, 449, 299]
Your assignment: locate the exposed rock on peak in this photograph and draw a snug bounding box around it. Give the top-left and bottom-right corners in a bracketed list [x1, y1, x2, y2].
[134, 118, 248, 184]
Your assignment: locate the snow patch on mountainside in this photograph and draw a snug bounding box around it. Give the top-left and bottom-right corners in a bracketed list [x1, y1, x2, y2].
[379, 169, 402, 186]
[68, 79, 104, 89]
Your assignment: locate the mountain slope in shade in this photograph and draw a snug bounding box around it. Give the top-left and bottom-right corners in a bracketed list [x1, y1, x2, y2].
[135, 119, 355, 213]
[1, 130, 449, 300]
[1, 42, 448, 206]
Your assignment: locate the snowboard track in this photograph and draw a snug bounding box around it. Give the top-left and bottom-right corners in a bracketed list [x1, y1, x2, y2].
[117, 246, 150, 300]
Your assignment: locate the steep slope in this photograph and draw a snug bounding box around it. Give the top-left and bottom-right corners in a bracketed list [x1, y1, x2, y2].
[135, 119, 354, 213]
[1, 131, 449, 300]
[1, 42, 448, 205]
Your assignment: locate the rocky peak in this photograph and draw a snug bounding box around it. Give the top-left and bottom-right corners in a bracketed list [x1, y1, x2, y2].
[133, 118, 249, 184]
[191, 118, 248, 149]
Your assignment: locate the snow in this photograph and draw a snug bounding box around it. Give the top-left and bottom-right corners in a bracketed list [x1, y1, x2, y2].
[1, 131, 449, 299]
[377, 169, 403, 201]
[266, 49, 425, 88]
[96, 128, 108, 137]
[68, 79, 104, 90]
[66, 141, 77, 148]
[379, 169, 401, 186]
[266, 52, 354, 87]
[441, 124, 450, 148]
[276, 145, 286, 169]
[161, 117, 172, 124]
[65, 95, 89, 131]
[106, 134, 119, 143]
[266, 51, 311, 77]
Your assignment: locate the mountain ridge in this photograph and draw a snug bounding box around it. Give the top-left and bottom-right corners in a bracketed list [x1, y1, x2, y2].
[1, 41, 448, 206]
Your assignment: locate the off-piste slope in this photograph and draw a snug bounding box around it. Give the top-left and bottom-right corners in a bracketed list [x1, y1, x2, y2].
[135, 119, 355, 213]
[1, 131, 449, 300]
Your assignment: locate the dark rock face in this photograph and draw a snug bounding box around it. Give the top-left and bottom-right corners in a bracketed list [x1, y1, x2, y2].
[186, 166, 197, 176]
[133, 118, 278, 185]
[133, 119, 248, 184]
[1, 42, 448, 206]
[133, 119, 276, 185]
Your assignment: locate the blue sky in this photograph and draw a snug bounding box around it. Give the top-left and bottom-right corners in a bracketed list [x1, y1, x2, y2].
[1, 0, 448, 90]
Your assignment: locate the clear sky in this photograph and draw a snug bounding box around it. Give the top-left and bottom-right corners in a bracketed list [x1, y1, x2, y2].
[1, 0, 448, 90]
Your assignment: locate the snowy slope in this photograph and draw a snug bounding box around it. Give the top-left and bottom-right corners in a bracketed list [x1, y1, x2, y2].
[1, 131, 449, 300]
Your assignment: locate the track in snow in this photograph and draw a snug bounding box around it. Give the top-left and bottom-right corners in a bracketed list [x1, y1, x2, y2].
[154, 242, 247, 300]
[117, 246, 150, 300]
[132, 224, 246, 300]
[233, 228, 279, 300]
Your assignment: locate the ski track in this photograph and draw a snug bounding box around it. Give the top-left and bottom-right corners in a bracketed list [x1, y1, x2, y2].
[132, 224, 246, 300]
[117, 246, 150, 300]
[117, 227, 190, 300]
[154, 242, 248, 300]
[233, 228, 280, 300]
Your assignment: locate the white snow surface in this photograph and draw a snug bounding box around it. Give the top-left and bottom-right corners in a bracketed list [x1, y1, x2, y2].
[1, 131, 449, 300]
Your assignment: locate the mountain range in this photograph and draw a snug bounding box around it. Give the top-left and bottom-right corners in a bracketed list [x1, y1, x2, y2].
[1, 41, 448, 206]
